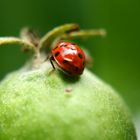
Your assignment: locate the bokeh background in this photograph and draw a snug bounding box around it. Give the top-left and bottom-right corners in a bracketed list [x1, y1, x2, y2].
[0, 0, 140, 137]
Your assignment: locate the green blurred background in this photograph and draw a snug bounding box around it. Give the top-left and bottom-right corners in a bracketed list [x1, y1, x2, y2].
[0, 0, 139, 117]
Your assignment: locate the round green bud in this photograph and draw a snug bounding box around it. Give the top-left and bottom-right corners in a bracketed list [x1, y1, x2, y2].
[0, 62, 137, 140]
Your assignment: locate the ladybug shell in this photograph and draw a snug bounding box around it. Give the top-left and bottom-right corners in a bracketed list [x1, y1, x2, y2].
[52, 42, 85, 76]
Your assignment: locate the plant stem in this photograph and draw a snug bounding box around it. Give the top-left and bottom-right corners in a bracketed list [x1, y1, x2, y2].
[0, 37, 37, 53]
[61, 29, 106, 39]
[39, 23, 79, 51]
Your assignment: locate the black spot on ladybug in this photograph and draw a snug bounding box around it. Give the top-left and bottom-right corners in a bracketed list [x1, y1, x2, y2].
[75, 66, 79, 71]
[83, 61, 85, 66]
[63, 60, 69, 64]
[71, 48, 75, 50]
[78, 53, 83, 59]
[55, 52, 60, 57]
[71, 43, 76, 45]
[60, 44, 67, 47]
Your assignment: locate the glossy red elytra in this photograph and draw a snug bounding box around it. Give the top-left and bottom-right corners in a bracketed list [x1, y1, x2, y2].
[49, 42, 85, 76]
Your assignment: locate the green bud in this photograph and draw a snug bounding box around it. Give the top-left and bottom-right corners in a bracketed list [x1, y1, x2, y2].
[0, 62, 137, 140]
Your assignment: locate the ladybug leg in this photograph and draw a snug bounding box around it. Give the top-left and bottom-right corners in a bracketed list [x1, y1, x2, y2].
[49, 55, 55, 70]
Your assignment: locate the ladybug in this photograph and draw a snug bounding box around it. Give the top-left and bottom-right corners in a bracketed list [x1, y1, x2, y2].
[49, 41, 85, 76]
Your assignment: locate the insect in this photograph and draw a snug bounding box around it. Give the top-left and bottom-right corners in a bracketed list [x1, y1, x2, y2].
[49, 41, 85, 76]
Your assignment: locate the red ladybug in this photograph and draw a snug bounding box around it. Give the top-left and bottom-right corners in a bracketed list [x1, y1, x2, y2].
[49, 42, 85, 76]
